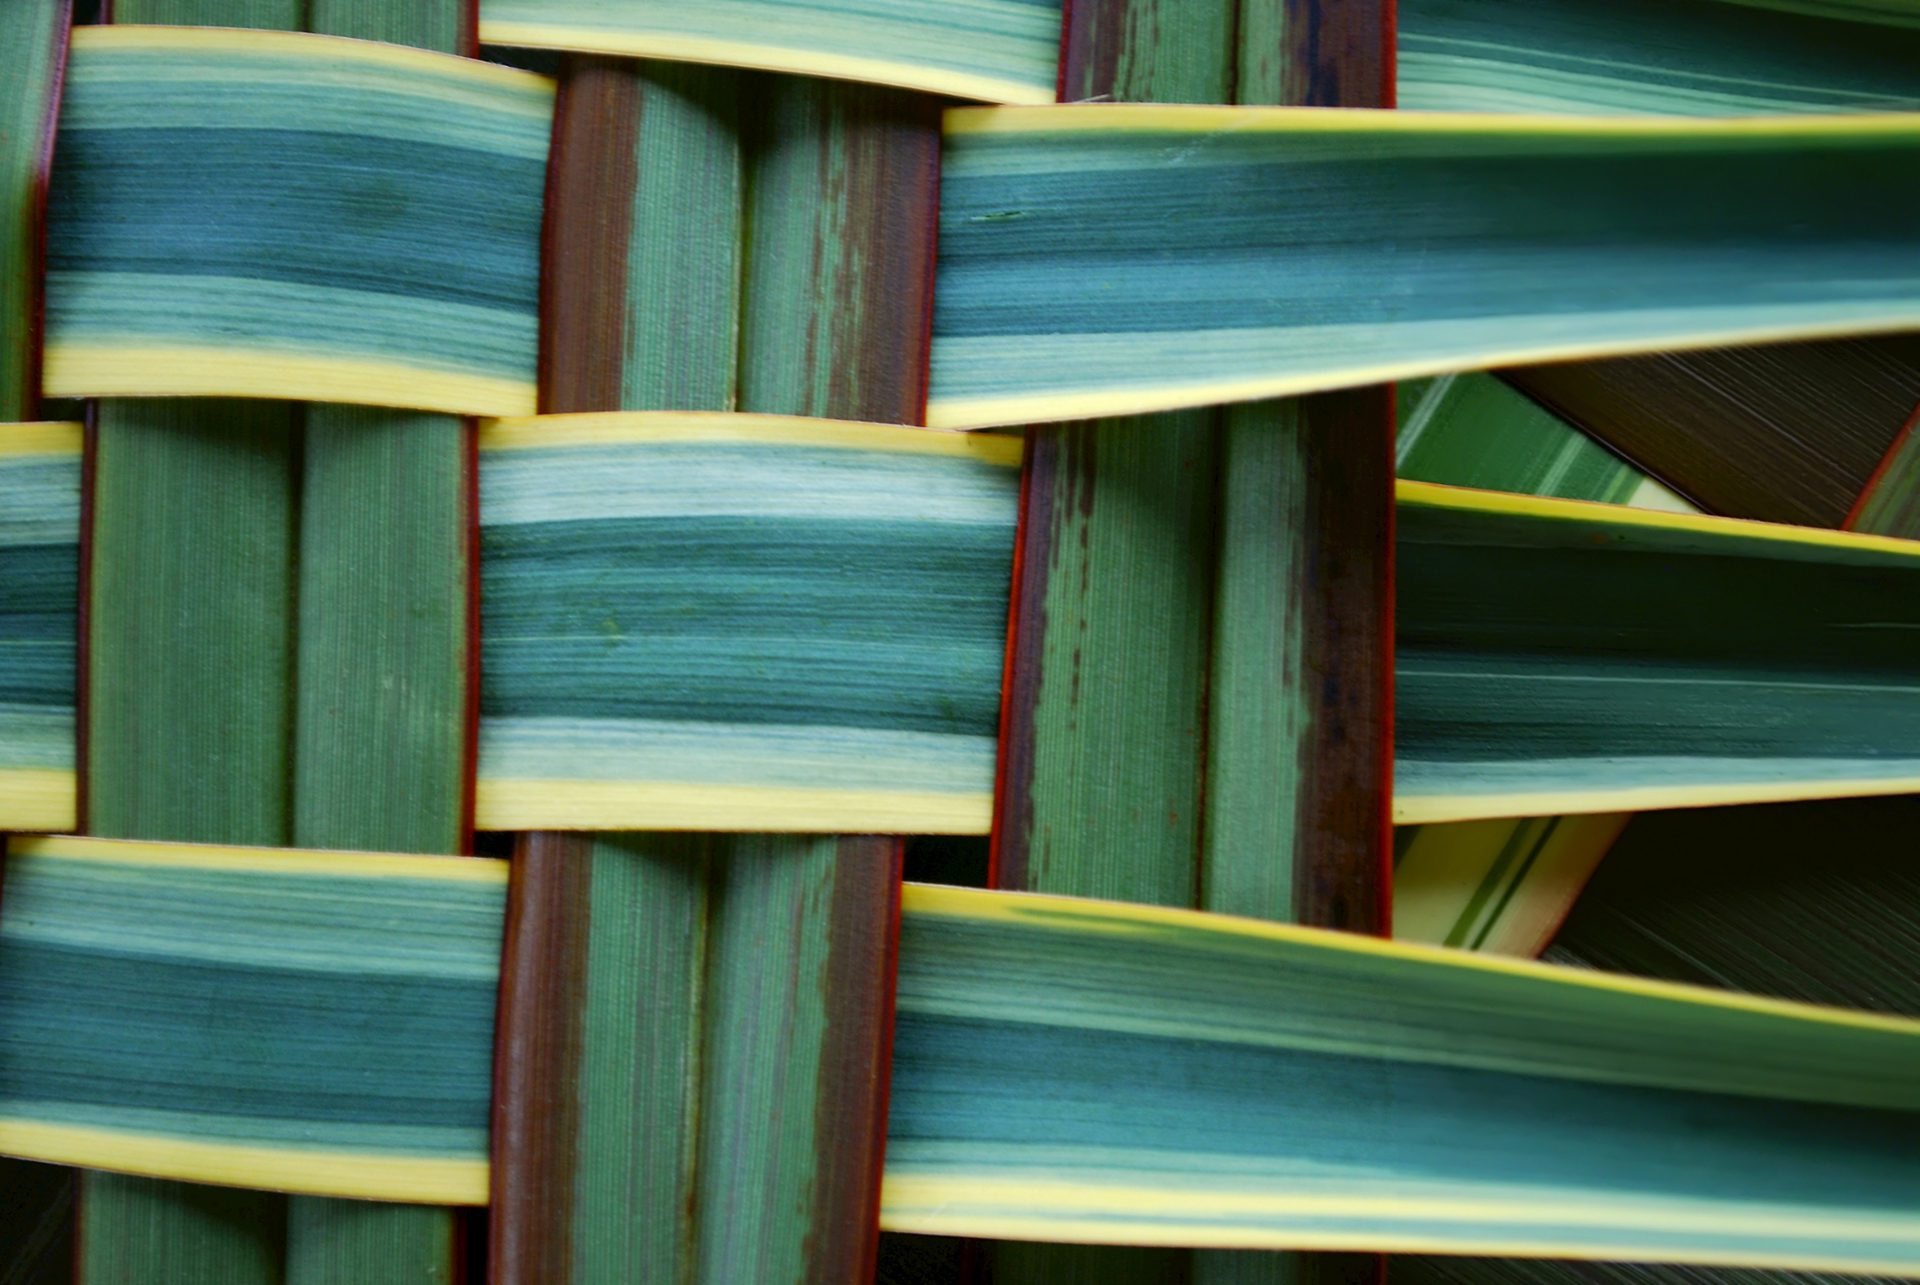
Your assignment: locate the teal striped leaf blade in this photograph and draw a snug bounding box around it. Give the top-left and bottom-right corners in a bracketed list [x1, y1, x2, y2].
[928, 107, 1920, 430]
[0, 835, 503, 1203]
[1391, 375, 1678, 958]
[475, 413, 1020, 834]
[0, 424, 79, 833]
[5, 851, 1920, 1273]
[1400, 0, 1920, 116]
[44, 26, 553, 416]
[479, 0, 1063, 104]
[882, 884, 1920, 1271]
[1396, 480, 1920, 823]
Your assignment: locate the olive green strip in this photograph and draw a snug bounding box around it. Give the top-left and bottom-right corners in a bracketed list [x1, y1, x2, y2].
[1202, 402, 1310, 924]
[718, 72, 927, 1278]
[286, 1, 470, 1280]
[0, 0, 65, 420]
[617, 63, 741, 412]
[291, 409, 466, 858]
[87, 400, 298, 850]
[998, 0, 1231, 894]
[81, 3, 470, 1282]
[1048, 0, 1232, 898]
[115, 0, 300, 25]
[572, 834, 710, 1280]
[738, 74, 936, 422]
[1059, 0, 1235, 104]
[693, 836, 891, 1284]
[81, 1178, 287, 1285]
[1010, 411, 1220, 908]
[84, 398, 299, 1285]
[1000, 3, 1246, 1282]
[564, 69, 739, 1283]
[308, 0, 464, 52]
[287, 526, 467, 1285]
[85, 26, 305, 1285]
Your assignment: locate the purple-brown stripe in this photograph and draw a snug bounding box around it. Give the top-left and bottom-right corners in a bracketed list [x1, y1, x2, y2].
[806, 836, 904, 1283]
[1248, 0, 1395, 938]
[488, 831, 594, 1285]
[537, 59, 641, 417]
[1286, 388, 1392, 939]
[495, 54, 636, 1285]
[1281, 0, 1393, 107]
[987, 426, 1060, 895]
[838, 96, 939, 426]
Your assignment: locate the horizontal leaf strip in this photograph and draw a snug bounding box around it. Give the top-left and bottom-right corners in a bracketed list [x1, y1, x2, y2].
[479, 0, 1063, 104]
[930, 109, 1920, 427]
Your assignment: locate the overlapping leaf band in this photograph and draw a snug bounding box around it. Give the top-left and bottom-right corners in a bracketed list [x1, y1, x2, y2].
[43, 26, 552, 417]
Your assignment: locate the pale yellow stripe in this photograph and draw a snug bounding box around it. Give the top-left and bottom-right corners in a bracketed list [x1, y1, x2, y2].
[476, 780, 992, 834]
[0, 771, 77, 834]
[0, 422, 83, 458]
[1399, 478, 1920, 559]
[1474, 815, 1626, 959]
[482, 410, 1024, 467]
[8, 834, 509, 884]
[1625, 475, 1697, 514]
[0, 1119, 486, 1205]
[925, 314, 1920, 431]
[898, 882, 1920, 1036]
[881, 1193, 1918, 1271]
[880, 1173, 1920, 1243]
[1394, 775, 1920, 827]
[478, 22, 1054, 105]
[73, 23, 554, 99]
[1391, 818, 1526, 947]
[944, 102, 1920, 138]
[45, 346, 536, 419]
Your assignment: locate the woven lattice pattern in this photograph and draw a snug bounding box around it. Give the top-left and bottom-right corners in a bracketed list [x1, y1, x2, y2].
[2, 2, 1920, 1284]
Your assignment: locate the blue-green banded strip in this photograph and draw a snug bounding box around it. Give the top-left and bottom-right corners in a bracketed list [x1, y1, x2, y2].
[1396, 487, 1920, 820]
[882, 886, 1920, 1270]
[1400, 0, 1920, 116]
[929, 111, 1920, 428]
[481, 718, 996, 792]
[0, 840, 503, 1189]
[60, 46, 551, 155]
[477, 433, 1018, 824]
[479, 0, 1063, 103]
[48, 272, 536, 379]
[0, 440, 77, 795]
[54, 131, 538, 313]
[484, 518, 1008, 730]
[1390, 374, 1679, 962]
[43, 27, 551, 415]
